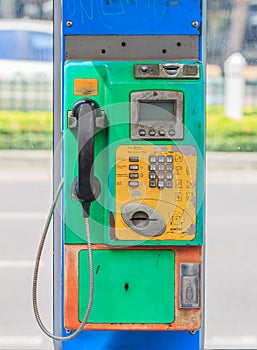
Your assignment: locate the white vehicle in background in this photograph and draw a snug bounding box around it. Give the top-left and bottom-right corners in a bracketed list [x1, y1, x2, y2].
[0, 19, 53, 111]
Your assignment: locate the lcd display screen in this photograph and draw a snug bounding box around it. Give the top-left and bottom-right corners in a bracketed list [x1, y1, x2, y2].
[139, 101, 176, 121]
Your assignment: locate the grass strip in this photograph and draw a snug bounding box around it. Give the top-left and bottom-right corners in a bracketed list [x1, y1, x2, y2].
[207, 106, 257, 152]
[1, 107, 257, 151]
[0, 111, 52, 149]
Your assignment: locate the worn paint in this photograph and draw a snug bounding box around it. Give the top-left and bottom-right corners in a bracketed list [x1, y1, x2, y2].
[64, 244, 201, 331]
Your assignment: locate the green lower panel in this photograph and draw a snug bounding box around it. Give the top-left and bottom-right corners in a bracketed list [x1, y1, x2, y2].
[79, 249, 175, 324]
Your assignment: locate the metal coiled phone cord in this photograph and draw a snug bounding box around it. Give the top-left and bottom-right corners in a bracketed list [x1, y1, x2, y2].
[32, 179, 94, 341]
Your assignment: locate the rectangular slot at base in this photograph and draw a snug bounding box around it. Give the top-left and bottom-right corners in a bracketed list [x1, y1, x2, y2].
[180, 263, 200, 308]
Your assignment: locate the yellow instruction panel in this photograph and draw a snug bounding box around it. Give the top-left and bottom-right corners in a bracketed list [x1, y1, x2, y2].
[115, 145, 197, 241]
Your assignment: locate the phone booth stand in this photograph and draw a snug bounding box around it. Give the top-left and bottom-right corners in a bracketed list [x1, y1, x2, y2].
[53, 2, 206, 349]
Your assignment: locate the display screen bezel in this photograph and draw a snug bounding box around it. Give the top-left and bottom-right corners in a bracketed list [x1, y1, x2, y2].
[130, 90, 184, 140]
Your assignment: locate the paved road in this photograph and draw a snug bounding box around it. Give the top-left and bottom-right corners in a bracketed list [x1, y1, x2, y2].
[0, 151, 53, 350]
[206, 154, 257, 349]
[0, 151, 257, 350]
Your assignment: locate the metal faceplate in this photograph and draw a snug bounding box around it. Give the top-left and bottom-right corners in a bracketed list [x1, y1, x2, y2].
[134, 63, 200, 79]
[115, 145, 197, 242]
[65, 35, 199, 60]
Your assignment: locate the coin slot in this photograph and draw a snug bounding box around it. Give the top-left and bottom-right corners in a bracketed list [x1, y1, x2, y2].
[131, 211, 149, 228]
[130, 211, 159, 229]
[164, 64, 180, 76]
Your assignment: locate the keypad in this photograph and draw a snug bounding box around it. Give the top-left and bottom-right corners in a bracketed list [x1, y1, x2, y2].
[128, 154, 174, 189]
[148, 155, 174, 189]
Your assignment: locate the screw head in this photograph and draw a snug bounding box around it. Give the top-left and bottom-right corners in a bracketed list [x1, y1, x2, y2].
[66, 21, 73, 27]
[192, 21, 199, 27]
[141, 65, 148, 73]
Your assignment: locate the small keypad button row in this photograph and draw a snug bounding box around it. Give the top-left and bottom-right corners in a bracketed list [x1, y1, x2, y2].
[149, 155, 173, 163]
[149, 180, 173, 188]
[149, 172, 173, 180]
[149, 164, 173, 171]
[138, 129, 175, 137]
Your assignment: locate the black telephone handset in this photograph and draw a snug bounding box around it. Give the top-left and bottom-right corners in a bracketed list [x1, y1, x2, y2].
[72, 99, 101, 217]
[33, 99, 101, 341]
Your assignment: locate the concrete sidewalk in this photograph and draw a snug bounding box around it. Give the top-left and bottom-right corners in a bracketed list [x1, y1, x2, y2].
[0, 151, 52, 182]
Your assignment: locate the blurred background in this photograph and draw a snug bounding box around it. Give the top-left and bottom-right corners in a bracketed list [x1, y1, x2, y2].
[0, 1, 256, 350]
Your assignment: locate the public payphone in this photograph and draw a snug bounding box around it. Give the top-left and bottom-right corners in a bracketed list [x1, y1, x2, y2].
[63, 59, 204, 331]
[34, 1, 205, 349]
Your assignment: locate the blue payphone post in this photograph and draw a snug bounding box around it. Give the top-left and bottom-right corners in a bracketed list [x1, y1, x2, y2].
[50, 1, 206, 349]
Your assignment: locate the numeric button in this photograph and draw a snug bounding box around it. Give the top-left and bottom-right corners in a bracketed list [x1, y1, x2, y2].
[129, 156, 139, 162]
[149, 156, 157, 163]
[129, 181, 139, 187]
[129, 164, 139, 171]
[158, 180, 165, 189]
[158, 172, 165, 180]
[166, 180, 173, 188]
[158, 156, 165, 163]
[166, 172, 173, 180]
[149, 164, 157, 171]
[129, 173, 139, 179]
[149, 180, 156, 188]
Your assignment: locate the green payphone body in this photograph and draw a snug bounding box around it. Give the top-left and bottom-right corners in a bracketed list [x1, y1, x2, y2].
[63, 60, 204, 331]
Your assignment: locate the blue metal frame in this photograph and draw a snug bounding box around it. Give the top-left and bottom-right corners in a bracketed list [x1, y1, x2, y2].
[57, 1, 205, 349]
[62, 330, 201, 350]
[63, 0, 202, 36]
